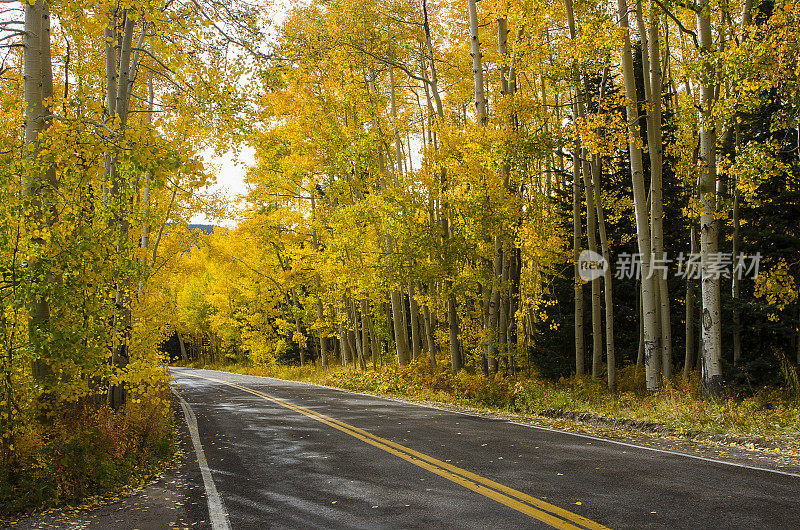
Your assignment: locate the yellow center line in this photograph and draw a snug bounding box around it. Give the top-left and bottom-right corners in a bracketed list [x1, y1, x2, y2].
[178, 372, 611, 530]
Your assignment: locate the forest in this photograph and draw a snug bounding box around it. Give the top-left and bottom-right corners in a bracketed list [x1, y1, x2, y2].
[2, 0, 800, 515]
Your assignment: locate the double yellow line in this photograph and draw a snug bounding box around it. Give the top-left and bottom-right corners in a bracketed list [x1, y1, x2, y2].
[180, 372, 610, 530]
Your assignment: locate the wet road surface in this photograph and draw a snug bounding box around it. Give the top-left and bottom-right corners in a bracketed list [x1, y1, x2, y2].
[169, 367, 800, 529]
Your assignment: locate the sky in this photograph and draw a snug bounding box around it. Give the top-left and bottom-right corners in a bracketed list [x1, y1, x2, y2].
[191, 146, 256, 228]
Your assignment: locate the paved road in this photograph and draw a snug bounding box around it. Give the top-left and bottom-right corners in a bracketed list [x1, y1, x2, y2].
[170, 368, 800, 529]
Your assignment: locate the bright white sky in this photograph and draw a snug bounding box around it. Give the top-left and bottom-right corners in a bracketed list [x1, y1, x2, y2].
[191, 146, 256, 228]
[189, 0, 290, 229]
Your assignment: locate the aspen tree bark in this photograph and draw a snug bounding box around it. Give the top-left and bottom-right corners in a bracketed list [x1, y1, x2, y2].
[541, 73, 553, 200]
[499, 250, 511, 371]
[423, 0, 460, 371]
[336, 305, 351, 366]
[482, 17, 510, 374]
[177, 329, 188, 362]
[617, 0, 661, 390]
[565, 0, 587, 377]
[646, 3, 672, 381]
[697, 7, 723, 396]
[293, 289, 306, 366]
[388, 52, 404, 179]
[582, 150, 603, 379]
[418, 62, 440, 372]
[496, 16, 523, 374]
[138, 75, 154, 302]
[378, 45, 411, 367]
[572, 135, 584, 376]
[348, 296, 365, 370]
[360, 300, 373, 367]
[448, 292, 461, 372]
[488, 241, 502, 373]
[593, 69, 616, 391]
[387, 237, 411, 365]
[311, 195, 329, 368]
[684, 224, 698, 380]
[357, 300, 369, 370]
[107, 10, 148, 409]
[408, 285, 422, 360]
[593, 153, 616, 391]
[732, 132, 742, 365]
[103, 10, 117, 202]
[637, 283, 644, 366]
[467, 0, 487, 123]
[24, 0, 55, 388]
[421, 284, 437, 370]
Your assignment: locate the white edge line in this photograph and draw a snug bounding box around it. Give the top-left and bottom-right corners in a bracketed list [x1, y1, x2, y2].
[171, 367, 800, 480]
[171, 387, 232, 530]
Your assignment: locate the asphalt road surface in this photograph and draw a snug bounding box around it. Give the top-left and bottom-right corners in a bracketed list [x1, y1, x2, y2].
[169, 368, 800, 529]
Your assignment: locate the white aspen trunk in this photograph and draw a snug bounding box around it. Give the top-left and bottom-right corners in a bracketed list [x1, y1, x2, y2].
[103, 9, 117, 203]
[593, 154, 616, 391]
[582, 149, 603, 379]
[408, 285, 422, 361]
[423, 0, 460, 371]
[572, 136, 585, 376]
[400, 289, 409, 355]
[387, 237, 411, 366]
[541, 72, 552, 200]
[635, 0, 652, 104]
[293, 288, 306, 366]
[138, 75, 154, 302]
[177, 329, 188, 361]
[24, 0, 54, 386]
[637, 283, 644, 366]
[311, 195, 329, 368]
[684, 224, 698, 380]
[360, 300, 373, 366]
[422, 302, 436, 369]
[565, 0, 589, 378]
[348, 296, 364, 370]
[388, 53, 404, 179]
[336, 314, 350, 367]
[360, 300, 371, 370]
[448, 293, 461, 372]
[467, 0, 487, 124]
[488, 240, 502, 373]
[367, 303, 382, 369]
[647, 4, 672, 382]
[617, 0, 661, 391]
[697, 10, 723, 396]
[732, 130, 742, 365]
[498, 17, 509, 95]
[108, 12, 136, 409]
[422, 1, 445, 122]
[594, 70, 616, 391]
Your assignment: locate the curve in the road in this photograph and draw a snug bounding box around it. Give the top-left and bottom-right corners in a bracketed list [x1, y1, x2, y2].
[180, 371, 609, 530]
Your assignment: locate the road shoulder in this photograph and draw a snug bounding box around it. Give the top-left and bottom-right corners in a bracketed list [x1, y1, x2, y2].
[5, 396, 210, 530]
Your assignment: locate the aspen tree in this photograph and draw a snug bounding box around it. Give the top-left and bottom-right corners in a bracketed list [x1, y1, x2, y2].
[645, 1, 672, 381]
[565, 0, 585, 376]
[23, 0, 55, 389]
[696, 4, 723, 395]
[617, 0, 662, 391]
[593, 68, 616, 391]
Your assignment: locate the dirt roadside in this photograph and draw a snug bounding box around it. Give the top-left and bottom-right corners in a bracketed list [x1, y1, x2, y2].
[3, 398, 210, 530]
